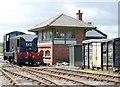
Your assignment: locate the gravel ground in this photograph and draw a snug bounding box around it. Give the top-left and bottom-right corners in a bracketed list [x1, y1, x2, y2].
[0, 53, 119, 86]
[0, 54, 12, 86]
[34, 69, 114, 85]
[0, 53, 4, 86]
[45, 68, 119, 82]
[0, 71, 3, 86]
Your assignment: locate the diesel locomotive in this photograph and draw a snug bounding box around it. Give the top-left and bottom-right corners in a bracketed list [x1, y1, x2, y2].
[3, 31, 43, 65]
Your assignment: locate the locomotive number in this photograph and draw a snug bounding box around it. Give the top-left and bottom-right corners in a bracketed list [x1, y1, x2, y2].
[26, 43, 32, 47]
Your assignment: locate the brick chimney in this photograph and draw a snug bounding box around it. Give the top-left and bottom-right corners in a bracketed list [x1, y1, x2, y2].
[76, 10, 83, 21]
[76, 10, 85, 44]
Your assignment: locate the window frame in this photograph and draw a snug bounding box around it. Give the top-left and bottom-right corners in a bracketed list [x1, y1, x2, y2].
[45, 50, 50, 59]
[66, 29, 76, 40]
[54, 29, 65, 39]
[42, 30, 52, 41]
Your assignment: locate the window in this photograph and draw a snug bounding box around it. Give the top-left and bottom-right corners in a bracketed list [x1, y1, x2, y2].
[66, 30, 75, 39]
[55, 29, 64, 39]
[42, 30, 52, 40]
[10, 33, 16, 37]
[6, 35, 9, 41]
[17, 39, 20, 47]
[45, 50, 50, 59]
[38, 32, 42, 41]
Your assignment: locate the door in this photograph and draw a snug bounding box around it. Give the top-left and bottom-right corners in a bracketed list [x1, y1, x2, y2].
[92, 43, 101, 67]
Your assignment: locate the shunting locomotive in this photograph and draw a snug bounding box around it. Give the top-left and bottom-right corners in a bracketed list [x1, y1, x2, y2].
[3, 31, 43, 65]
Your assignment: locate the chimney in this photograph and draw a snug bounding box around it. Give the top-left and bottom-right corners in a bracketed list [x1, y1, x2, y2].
[76, 10, 83, 21]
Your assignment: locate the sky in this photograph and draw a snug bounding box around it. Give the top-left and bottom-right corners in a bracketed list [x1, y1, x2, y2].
[0, 0, 119, 42]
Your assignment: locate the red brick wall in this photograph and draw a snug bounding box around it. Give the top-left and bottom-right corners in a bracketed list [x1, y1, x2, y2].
[53, 44, 69, 64]
[76, 29, 86, 44]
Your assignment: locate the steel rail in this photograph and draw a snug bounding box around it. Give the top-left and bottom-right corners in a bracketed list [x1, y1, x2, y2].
[2, 68, 53, 86]
[15, 65, 61, 87]
[54, 68, 120, 78]
[53, 68, 120, 85]
[21, 67, 89, 86]
[0, 68, 21, 87]
[34, 68, 120, 85]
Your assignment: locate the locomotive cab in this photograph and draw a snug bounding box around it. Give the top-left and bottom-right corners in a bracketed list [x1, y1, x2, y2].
[3, 31, 25, 60]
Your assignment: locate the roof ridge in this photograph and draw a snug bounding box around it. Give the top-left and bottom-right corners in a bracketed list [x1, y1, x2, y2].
[48, 14, 64, 26]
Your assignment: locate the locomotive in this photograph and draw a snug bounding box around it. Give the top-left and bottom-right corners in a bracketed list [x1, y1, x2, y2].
[3, 31, 43, 65]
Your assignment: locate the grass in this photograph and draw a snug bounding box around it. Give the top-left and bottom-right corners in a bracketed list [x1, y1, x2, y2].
[0, 42, 3, 53]
[0, 46, 3, 53]
[0, 42, 2, 46]
[83, 68, 119, 75]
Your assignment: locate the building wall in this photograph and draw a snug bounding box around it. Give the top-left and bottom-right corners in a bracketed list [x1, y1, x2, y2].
[53, 44, 69, 64]
[38, 44, 53, 65]
[37, 28, 86, 65]
[76, 29, 86, 44]
[38, 44, 69, 65]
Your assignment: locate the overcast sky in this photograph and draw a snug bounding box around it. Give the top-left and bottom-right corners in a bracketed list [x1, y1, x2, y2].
[0, 0, 119, 42]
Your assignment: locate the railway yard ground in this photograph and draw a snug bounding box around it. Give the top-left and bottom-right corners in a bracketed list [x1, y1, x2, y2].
[0, 53, 120, 87]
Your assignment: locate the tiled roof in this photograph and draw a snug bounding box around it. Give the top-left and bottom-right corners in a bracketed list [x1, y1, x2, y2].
[28, 14, 96, 32]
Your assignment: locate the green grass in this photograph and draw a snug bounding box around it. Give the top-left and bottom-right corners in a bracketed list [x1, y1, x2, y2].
[0, 43, 3, 46]
[83, 68, 119, 75]
[0, 42, 3, 53]
[0, 46, 3, 53]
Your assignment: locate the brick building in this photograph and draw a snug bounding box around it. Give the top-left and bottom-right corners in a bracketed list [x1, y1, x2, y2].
[28, 10, 96, 65]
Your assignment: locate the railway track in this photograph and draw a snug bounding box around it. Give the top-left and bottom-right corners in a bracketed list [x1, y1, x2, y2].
[0, 68, 20, 87]
[16, 66, 88, 86]
[30, 67, 120, 86]
[1, 64, 119, 86]
[53, 68, 120, 82]
[1, 65, 61, 86]
[1, 65, 88, 86]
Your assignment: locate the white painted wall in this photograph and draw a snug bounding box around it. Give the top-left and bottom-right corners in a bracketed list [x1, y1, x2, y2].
[54, 40, 76, 45]
[66, 40, 76, 45]
[37, 42, 52, 46]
